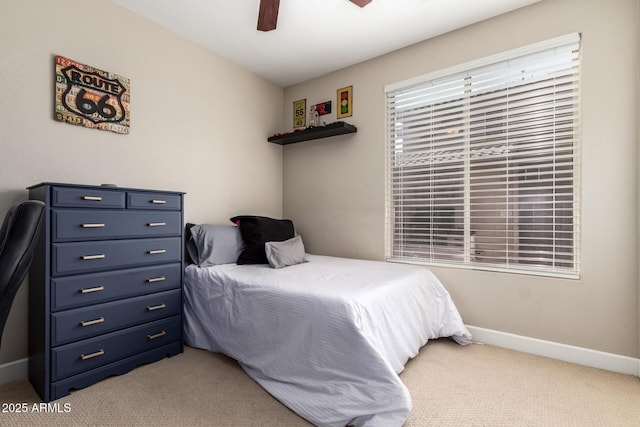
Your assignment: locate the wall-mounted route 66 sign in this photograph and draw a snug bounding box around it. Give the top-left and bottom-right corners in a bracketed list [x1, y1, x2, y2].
[54, 55, 130, 134]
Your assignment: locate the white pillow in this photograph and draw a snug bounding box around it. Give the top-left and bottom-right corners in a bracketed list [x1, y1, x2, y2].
[265, 235, 307, 269]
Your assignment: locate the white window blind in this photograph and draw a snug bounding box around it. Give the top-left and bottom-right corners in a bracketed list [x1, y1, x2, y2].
[385, 34, 581, 278]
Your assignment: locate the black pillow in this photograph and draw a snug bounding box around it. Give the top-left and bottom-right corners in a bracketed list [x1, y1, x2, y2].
[230, 216, 295, 264]
[184, 223, 197, 265]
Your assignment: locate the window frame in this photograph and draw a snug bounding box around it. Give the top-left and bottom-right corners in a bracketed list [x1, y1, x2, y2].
[384, 33, 581, 279]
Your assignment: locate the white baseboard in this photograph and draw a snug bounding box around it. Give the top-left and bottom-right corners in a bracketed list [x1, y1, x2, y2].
[466, 325, 640, 377]
[0, 357, 28, 385]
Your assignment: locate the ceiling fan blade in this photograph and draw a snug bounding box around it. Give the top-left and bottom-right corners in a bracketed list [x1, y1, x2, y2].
[349, 0, 372, 7]
[257, 0, 280, 32]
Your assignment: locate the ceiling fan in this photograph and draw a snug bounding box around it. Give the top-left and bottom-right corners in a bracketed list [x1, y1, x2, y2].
[258, 0, 372, 32]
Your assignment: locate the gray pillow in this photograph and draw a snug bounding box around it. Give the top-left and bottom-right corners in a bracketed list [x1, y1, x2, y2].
[265, 235, 307, 269]
[188, 224, 243, 266]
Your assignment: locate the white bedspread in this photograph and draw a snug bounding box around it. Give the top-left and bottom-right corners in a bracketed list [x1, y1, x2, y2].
[183, 255, 471, 427]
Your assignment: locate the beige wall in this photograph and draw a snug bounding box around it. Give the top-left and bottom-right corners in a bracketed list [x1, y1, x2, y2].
[0, 0, 284, 365]
[283, 0, 640, 357]
[636, 0, 640, 359]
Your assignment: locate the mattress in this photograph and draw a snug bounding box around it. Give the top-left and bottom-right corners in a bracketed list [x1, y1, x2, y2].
[184, 254, 471, 426]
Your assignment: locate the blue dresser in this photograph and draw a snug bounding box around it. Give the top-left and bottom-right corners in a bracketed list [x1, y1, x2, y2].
[27, 183, 185, 402]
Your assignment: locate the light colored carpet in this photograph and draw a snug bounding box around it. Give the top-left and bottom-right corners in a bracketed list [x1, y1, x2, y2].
[1, 340, 639, 426]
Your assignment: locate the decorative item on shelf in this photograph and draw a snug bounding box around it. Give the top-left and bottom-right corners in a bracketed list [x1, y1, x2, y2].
[308, 105, 320, 127]
[337, 86, 353, 119]
[293, 98, 306, 129]
[54, 55, 130, 134]
[315, 101, 332, 116]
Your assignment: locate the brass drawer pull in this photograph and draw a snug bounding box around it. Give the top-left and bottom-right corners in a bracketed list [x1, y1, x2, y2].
[147, 331, 166, 340]
[80, 349, 105, 360]
[81, 254, 106, 260]
[146, 276, 166, 283]
[147, 249, 166, 255]
[80, 285, 105, 294]
[80, 317, 105, 327]
[150, 199, 166, 204]
[147, 222, 166, 227]
[147, 304, 166, 312]
[82, 196, 103, 201]
[81, 223, 105, 228]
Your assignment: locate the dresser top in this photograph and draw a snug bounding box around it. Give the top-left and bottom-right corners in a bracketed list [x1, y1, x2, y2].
[27, 182, 185, 195]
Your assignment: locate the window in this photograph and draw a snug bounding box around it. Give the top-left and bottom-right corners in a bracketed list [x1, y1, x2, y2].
[385, 34, 580, 278]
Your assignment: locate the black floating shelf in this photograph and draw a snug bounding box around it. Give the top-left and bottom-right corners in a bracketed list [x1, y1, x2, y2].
[268, 121, 357, 145]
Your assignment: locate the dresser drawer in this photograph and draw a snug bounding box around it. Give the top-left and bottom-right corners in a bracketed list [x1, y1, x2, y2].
[52, 210, 182, 242]
[127, 192, 181, 210]
[52, 289, 181, 346]
[51, 263, 182, 311]
[52, 237, 181, 276]
[52, 316, 180, 381]
[52, 187, 125, 209]
[50, 342, 182, 402]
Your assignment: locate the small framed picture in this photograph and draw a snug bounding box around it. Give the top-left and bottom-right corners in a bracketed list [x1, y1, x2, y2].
[315, 101, 331, 116]
[293, 99, 306, 129]
[337, 86, 352, 119]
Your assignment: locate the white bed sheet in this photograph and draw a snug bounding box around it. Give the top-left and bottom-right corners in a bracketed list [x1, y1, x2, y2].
[183, 254, 471, 427]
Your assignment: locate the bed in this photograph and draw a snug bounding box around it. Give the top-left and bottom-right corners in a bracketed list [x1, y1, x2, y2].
[183, 217, 471, 427]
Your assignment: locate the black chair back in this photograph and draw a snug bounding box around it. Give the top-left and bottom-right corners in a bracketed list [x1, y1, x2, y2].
[0, 200, 44, 346]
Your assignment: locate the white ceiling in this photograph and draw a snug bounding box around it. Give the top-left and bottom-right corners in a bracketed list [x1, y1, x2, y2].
[112, 0, 541, 87]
